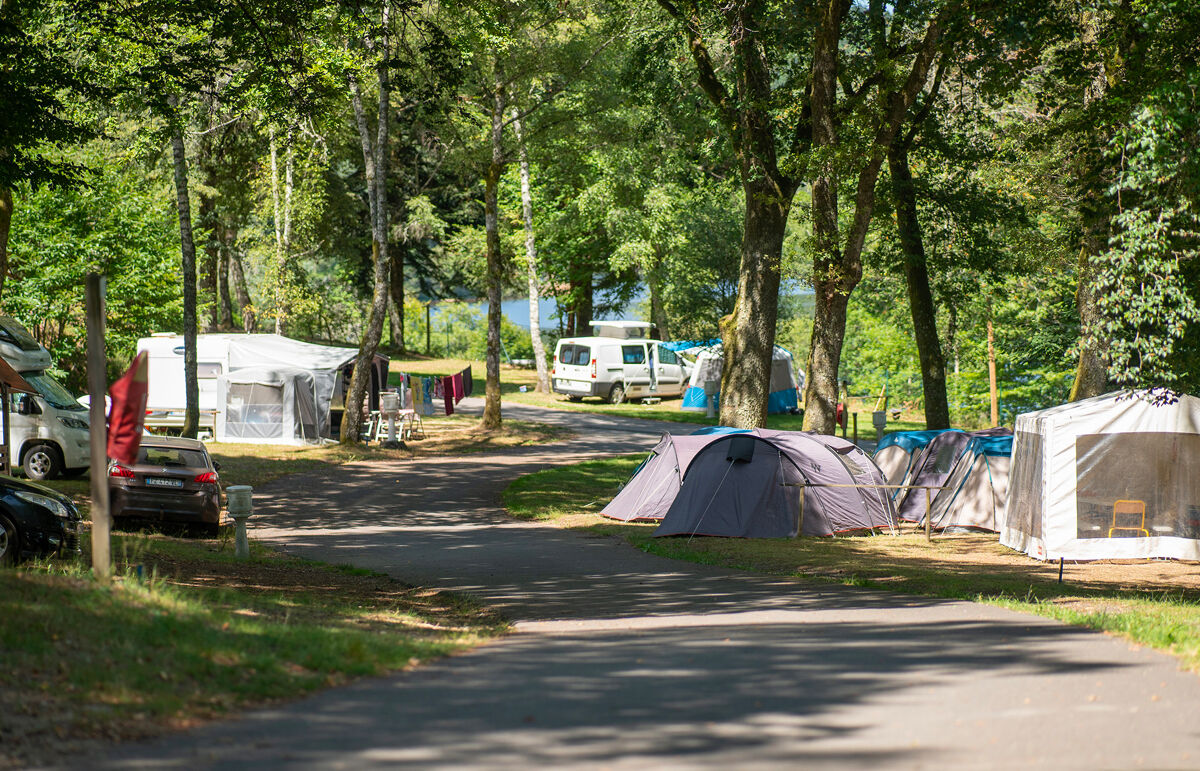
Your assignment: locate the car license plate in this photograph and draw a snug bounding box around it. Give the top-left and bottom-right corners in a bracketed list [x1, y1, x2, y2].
[146, 477, 183, 488]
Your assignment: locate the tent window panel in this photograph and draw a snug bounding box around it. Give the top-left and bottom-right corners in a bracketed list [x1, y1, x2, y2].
[1008, 431, 1043, 539]
[225, 383, 284, 439]
[1075, 432, 1200, 539]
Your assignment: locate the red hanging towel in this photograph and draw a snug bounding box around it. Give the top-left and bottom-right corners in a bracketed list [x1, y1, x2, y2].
[442, 375, 454, 415]
[452, 372, 465, 403]
[108, 352, 149, 464]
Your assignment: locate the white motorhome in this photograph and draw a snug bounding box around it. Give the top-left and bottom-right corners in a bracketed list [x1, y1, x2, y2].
[551, 321, 689, 404]
[0, 316, 90, 480]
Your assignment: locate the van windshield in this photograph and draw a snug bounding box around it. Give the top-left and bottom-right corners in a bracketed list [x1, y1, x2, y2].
[24, 373, 86, 411]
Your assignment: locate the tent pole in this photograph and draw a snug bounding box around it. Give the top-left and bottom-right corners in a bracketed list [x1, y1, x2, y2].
[798, 483, 805, 536]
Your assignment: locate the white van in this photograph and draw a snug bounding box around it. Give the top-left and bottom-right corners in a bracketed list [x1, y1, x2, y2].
[0, 316, 91, 480]
[552, 322, 689, 404]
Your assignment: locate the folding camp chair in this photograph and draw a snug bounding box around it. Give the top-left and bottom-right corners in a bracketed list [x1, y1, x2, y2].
[399, 409, 425, 440]
[1108, 499, 1149, 538]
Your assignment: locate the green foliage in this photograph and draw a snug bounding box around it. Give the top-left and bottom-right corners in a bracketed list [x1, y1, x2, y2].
[1093, 72, 1200, 389]
[6, 146, 183, 389]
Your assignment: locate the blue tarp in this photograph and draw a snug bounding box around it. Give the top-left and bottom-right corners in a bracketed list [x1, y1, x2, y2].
[690, 426, 752, 435]
[974, 434, 1013, 457]
[876, 429, 960, 453]
[661, 339, 720, 352]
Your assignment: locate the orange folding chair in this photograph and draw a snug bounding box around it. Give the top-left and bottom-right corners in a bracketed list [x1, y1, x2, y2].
[1108, 499, 1149, 538]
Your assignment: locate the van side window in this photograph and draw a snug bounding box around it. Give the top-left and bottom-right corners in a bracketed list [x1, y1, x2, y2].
[658, 347, 677, 365]
[575, 346, 590, 363]
[622, 345, 646, 365]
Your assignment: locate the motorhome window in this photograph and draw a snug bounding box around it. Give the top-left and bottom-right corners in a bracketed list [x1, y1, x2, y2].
[0, 318, 42, 351]
[197, 362, 223, 378]
[138, 447, 210, 468]
[622, 345, 646, 364]
[658, 347, 678, 365]
[24, 373, 85, 411]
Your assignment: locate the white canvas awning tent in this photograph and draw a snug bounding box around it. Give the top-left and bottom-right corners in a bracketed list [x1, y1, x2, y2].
[680, 344, 803, 414]
[1003, 391, 1200, 561]
[926, 434, 1012, 532]
[138, 333, 390, 438]
[215, 366, 326, 445]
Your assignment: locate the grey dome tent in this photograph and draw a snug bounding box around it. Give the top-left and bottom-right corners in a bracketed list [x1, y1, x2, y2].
[926, 434, 1013, 532]
[896, 427, 1012, 522]
[873, 429, 961, 490]
[653, 429, 896, 538]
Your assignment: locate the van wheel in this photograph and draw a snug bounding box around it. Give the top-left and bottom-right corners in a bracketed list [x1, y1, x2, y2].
[0, 515, 17, 565]
[608, 383, 626, 405]
[566, 395, 583, 402]
[22, 444, 62, 481]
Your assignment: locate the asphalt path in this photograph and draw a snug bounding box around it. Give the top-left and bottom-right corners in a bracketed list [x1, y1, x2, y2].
[84, 399, 1200, 770]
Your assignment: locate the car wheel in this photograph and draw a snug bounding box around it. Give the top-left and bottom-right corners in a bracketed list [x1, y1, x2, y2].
[0, 514, 18, 566]
[566, 395, 583, 402]
[22, 444, 62, 481]
[608, 383, 626, 405]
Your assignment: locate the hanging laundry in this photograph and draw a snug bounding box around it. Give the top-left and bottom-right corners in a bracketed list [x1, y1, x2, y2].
[452, 371, 465, 403]
[442, 375, 454, 415]
[410, 376, 423, 413]
[423, 377, 434, 416]
[463, 366, 474, 398]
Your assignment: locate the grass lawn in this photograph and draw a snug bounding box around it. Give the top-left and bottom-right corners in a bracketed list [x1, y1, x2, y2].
[0, 533, 506, 770]
[504, 457, 1200, 672]
[389, 355, 926, 435]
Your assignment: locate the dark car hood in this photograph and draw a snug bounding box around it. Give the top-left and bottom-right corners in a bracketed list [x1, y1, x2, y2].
[0, 474, 80, 511]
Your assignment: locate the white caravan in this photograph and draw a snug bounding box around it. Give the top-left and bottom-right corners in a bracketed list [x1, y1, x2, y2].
[551, 321, 689, 404]
[0, 316, 91, 480]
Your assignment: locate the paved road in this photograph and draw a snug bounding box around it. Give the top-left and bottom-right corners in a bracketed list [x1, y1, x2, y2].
[87, 400, 1200, 769]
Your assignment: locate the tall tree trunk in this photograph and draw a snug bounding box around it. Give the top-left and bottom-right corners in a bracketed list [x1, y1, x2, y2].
[648, 249, 670, 343]
[197, 191, 219, 333]
[1070, 234, 1109, 400]
[217, 233, 234, 330]
[229, 248, 255, 332]
[341, 21, 391, 444]
[720, 179, 789, 427]
[0, 187, 11, 304]
[169, 104, 199, 439]
[804, 6, 944, 433]
[481, 62, 505, 430]
[888, 143, 949, 428]
[270, 128, 294, 336]
[388, 250, 404, 352]
[512, 112, 550, 393]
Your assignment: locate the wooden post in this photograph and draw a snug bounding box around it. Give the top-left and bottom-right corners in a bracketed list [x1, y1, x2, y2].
[798, 484, 806, 535]
[852, 412, 858, 446]
[425, 303, 431, 355]
[987, 317, 999, 427]
[86, 274, 111, 581]
[924, 486, 932, 542]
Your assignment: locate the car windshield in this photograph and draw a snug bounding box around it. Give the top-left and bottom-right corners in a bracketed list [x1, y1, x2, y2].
[138, 447, 210, 468]
[24, 373, 85, 411]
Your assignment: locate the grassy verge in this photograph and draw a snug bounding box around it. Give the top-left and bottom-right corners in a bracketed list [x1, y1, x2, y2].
[0, 533, 506, 770]
[504, 457, 1200, 671]
[389, 356, 927, 433]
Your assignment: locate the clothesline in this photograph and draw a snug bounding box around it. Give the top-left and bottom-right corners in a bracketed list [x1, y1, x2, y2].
[391, 365, 474, 416]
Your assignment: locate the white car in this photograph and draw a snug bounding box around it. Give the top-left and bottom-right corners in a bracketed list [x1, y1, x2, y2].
[551, 335, 690, 404]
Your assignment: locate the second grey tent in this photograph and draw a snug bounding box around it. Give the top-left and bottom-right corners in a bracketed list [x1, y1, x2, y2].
[654, 429, 896, 538]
